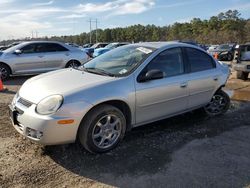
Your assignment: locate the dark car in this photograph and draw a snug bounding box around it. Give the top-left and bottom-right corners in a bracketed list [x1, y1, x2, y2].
[209, 44, 235, 61]
[233, 43, 250, 80]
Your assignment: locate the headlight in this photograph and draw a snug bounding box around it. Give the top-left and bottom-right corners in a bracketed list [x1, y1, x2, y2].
[12, 92, 19, 106]
[36, 95, 63, 115]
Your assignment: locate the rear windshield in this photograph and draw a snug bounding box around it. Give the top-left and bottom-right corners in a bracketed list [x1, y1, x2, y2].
[240, 46, 250, 61]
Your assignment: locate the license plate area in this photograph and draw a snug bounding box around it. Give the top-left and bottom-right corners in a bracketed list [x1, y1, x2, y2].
[9, 105, 18, 125]
[247, 65, 250, 69]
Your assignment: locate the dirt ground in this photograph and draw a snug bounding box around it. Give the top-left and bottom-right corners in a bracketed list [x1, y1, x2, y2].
[0, 70, 250, 188]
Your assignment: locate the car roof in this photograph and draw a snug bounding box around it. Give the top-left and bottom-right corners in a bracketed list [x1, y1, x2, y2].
[132, 41, 200, 49]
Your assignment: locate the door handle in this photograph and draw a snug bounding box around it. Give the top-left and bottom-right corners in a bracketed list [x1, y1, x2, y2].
[213, 76, 219, 81]
[38, 55, 44, 58]
[180, 82, 188, 88]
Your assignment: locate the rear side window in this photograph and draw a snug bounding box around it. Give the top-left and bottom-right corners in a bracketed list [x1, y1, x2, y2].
[185, 48, 215, 72]
[36, 43, 68, 53]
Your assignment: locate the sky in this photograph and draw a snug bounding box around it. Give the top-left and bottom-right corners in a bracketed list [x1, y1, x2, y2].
[0, 0, 250, 40]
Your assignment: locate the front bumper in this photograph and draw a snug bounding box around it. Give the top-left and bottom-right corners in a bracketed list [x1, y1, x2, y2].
[9, 97, 92, 145]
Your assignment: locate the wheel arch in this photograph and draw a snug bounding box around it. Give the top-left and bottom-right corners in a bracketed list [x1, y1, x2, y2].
[78, 99, 132, 135]
[0, 62, 12, 74]
[65, 59, 81, 68]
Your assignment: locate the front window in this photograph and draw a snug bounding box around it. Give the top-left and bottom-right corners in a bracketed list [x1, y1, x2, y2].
[82, 45, 155, 76]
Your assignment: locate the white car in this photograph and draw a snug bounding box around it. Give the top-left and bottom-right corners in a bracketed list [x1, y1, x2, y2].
[0, 41, 88, 80]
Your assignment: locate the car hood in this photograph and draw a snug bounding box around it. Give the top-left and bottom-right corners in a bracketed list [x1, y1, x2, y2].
[19, 68, 116, 104]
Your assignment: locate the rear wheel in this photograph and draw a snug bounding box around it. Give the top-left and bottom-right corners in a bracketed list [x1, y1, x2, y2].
[65, 60, 81, 68]
[0, 64, 11, 80]
[78, 105, 126, 153]
[236, 71, 249, 80]
[204, 90, 230, 116]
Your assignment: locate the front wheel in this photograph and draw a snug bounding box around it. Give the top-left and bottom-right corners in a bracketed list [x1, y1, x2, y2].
[204, 90, 230, 116]
[78, 105, 126, 153]
[0, 64, 11, 80]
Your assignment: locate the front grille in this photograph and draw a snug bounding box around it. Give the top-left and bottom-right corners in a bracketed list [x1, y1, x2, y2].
[16, 123, 24, 132]
[17, 98, 32, 108]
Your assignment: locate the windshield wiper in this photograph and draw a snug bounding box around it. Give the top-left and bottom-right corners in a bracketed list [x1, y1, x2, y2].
[83, 67, 115, 77]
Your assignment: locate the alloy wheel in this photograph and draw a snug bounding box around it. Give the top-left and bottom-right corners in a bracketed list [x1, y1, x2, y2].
[92, 114, 122, 149]
[204, 94, 227, 115]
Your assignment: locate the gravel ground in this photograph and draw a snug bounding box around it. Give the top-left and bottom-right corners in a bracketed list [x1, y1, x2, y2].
[0, 72, 250, 188]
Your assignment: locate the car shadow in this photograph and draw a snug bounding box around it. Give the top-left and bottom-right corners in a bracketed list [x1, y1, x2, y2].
[4, 75, 33, 86]
[44, 102, 250, 187]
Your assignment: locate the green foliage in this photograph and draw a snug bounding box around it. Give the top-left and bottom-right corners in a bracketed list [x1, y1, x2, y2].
[1, 10, 250, 46]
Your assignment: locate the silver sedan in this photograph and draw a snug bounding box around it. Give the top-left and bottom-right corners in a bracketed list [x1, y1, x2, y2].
[9, 42, 230, 153]
[0, 41, 88, 80]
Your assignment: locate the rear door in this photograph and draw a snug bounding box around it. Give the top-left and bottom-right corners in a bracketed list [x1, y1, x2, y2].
[41, 43, 70, 71]
[135, 47, 189, 124]
[184, 47, 221, 109]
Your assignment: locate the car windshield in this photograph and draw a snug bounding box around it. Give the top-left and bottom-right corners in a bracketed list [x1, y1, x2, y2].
[217, 45, 231, 50]
[105, 43, 118, 49]
[81, 45, 155, 76]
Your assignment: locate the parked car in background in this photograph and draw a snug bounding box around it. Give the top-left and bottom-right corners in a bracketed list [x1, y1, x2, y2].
[83, 43, 94, 48]
[0, 41, 88, 80]
[208, 44, 235, 61]
[9, 42, 230, 153]
[93, 42, 130, 57]
[233, 43, 250, 80]
[66, 43, 82, 49]
[84, 43, 109, 58]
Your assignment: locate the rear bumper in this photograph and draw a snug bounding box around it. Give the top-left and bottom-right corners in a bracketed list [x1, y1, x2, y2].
[233, 64, 250, 72]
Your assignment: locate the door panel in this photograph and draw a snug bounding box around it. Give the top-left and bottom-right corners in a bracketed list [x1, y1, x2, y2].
[43, 52, 67, 71]
[12, 53, 45, 73]
[187, 69, 220, 108]
[135, 75, 189, 124]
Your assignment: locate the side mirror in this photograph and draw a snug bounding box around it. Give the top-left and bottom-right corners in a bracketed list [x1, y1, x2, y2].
[138, 69, 164, 82]
[14, 49, 22, 55]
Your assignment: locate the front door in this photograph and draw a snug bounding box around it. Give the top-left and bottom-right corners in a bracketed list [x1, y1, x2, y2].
[135, 48, 189, 124]
[11, 43, 46, 74]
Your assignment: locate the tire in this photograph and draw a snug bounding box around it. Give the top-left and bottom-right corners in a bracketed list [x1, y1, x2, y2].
[227, 53, 233, 61]
[203, 90, 230, 116]
[236, 71, 249, 80]
[78, 104, 126, 153]
[65, 60, 81, 68]
[0, 63, 11, 81]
